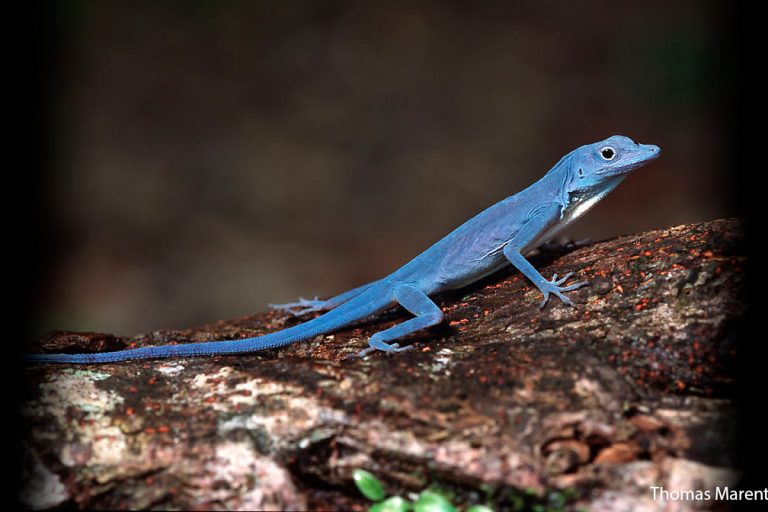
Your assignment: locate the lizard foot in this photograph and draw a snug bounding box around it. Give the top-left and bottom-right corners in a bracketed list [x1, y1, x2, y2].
[269, 296, 329, 317]
[538, 272, 589, 308]
[354, 341, 414, 359]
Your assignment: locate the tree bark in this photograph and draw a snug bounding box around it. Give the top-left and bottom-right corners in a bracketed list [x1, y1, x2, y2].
[20, 218, 746, 511]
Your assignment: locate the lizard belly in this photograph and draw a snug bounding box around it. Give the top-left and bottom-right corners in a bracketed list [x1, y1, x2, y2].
[431, 249, 510, 292]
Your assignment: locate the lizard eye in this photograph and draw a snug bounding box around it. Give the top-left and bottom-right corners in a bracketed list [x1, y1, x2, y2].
[599, 146, 617, 161]
[578, 168, 584, 178]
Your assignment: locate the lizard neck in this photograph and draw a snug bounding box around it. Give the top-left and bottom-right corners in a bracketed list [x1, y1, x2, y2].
[534, 153, 577, 216]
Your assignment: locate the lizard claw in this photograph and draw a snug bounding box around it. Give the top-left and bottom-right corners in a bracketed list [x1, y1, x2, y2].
[538, 273, 589, 308]
[269, 296, 328, 317]
[353, 340, 414, 358]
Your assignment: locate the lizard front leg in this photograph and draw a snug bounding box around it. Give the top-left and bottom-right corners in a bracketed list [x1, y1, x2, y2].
[504, 248, 588, 307]
[503, 202, 589, 308]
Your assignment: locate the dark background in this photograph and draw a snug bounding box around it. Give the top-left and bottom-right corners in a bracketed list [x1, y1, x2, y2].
[29, 0, 736, 338]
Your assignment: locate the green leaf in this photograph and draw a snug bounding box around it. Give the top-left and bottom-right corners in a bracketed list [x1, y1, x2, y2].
[369, 495, 411, 512]
[547, 490, 567, 509]
[353, 469, 387, 502]
[466, 506, 494, 512]
[414, 490, 457, 512]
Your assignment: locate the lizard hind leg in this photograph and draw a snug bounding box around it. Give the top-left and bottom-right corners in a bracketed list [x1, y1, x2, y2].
[355, 284, 444, 358]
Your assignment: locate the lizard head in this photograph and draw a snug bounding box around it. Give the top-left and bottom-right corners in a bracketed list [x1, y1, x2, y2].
[566, 135, 660, 193]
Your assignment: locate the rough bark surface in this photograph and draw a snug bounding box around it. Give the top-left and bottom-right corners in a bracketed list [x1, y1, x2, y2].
[20, 218, 746, 511]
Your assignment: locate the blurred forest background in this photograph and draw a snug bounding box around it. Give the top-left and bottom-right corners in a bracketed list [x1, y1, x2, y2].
[28, 1, 737, 338]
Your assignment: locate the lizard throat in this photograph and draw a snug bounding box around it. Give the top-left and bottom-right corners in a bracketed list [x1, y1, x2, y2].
[564, 175, 627, 222]
[528, 176, 627, 251]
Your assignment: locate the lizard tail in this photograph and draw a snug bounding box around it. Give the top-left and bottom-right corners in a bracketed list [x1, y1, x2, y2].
[23, 289, 394, 364]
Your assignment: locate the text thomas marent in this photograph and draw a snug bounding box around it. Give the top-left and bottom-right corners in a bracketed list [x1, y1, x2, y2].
[651, 487, 768, 501]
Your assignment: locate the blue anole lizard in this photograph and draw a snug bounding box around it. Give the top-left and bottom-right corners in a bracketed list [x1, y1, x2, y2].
[25, 135, 659, 363]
